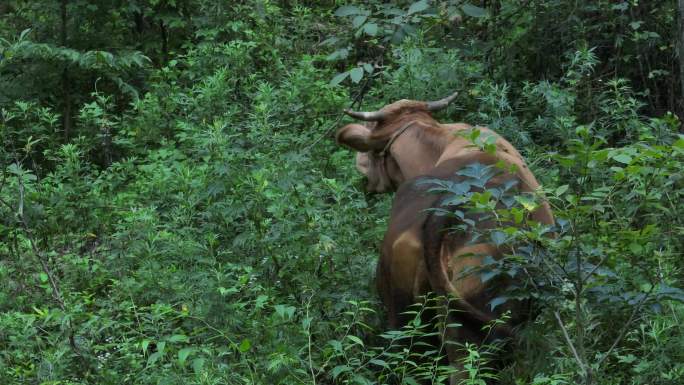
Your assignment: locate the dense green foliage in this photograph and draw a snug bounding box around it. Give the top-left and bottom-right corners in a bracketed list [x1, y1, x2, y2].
[0, 1, 683, 384]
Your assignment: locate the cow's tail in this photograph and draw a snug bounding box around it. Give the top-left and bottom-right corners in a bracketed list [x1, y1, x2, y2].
[422, 210, 513, 337]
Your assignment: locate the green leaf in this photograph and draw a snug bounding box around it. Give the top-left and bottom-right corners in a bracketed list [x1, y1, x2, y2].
[363, 63, 374, 73]
[329, 71, 349, 86]
[25, 172, 38, 181]
[629, 243, 643, 254]
[612, 154, 632, 164]
[618, 354, 637, 364]
[673, 137, 684, 149]
[352, 15, 367, 28]
[515, 195, 539, 211]
[629, 21, 643, 30]
[407, 0, 429, 15]
[363, 22, 378, 36]
[331, 365, 352, 379]
[480, 269, 499, 283]
[369, 358, 389, 368]
[141, 339, 151, 354]
[274, 304, 296, 319]
[489, 296, 508, 310]
[455, 162, 496, 184]
[326, 48, 349, 61]
[255, 294, 268, 309]
[39, 273, 48, 283]
[239, 338, 251, 352]
[352, 373, 373, 385]
[8, 163, 22, 176]
[177, 348, 193, 365]
[96, 51, 115, 66]
[462, 3, 487, 17]
[512, 208, 523, 224]
[19, 28, 32, 41]
[167, 334, 188, 343]
[349, 67, 364, 83]
[147, 351, 162, 367]
[192, 358, 205, 374]
[490, 231, 506, 246]
[612, 2, 629, 11]
[328, 339, 343, 352]
[402, 23, 417, 36]
[335, 5, 363, 17]
[555, 184, 569, 196]
[157, 341, 166, 355]
[346, 335, 364, 346]
[655, 284, 684, 302]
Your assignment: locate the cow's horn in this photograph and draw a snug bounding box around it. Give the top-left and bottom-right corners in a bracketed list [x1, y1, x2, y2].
[426, 91, 459, 111]
[343, 109, 387, 121]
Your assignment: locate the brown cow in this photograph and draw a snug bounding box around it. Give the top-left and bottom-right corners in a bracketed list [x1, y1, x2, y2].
[336, 93, 554, 381]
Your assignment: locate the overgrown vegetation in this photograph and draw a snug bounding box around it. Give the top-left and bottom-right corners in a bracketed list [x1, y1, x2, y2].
[0, 1, 682, 384]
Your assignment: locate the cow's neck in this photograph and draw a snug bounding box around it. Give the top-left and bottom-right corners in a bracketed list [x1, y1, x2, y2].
[393, 122, 494, 181]
[391, 122, 451, 180]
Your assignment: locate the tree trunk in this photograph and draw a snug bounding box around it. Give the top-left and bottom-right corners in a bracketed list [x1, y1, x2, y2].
[679, 0, 684, 123]
[159, 20, 168, 65]
[61, 0, 72, 140]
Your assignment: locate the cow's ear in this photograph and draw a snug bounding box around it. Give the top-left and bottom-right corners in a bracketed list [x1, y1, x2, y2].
[336, 124, 384, 152]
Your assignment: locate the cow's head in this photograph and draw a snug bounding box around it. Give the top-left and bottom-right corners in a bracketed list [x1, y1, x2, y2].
[336, 92, 458, 193]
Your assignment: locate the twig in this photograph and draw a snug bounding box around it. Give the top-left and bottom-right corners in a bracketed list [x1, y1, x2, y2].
[554, 311, 588, 376]
[584, 253, 609, 281]
[304, 292, 317, 385]
[305, 113, 345, 150]
[303, 71, 375, 150]
[595, 290, 652, 368]
[0, 170, 7, 194]
[186, 315, 239, 348]
[0, 167, 82, 355]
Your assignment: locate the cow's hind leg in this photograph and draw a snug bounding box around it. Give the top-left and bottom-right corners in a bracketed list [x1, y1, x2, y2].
[388, 230, 423, 327]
